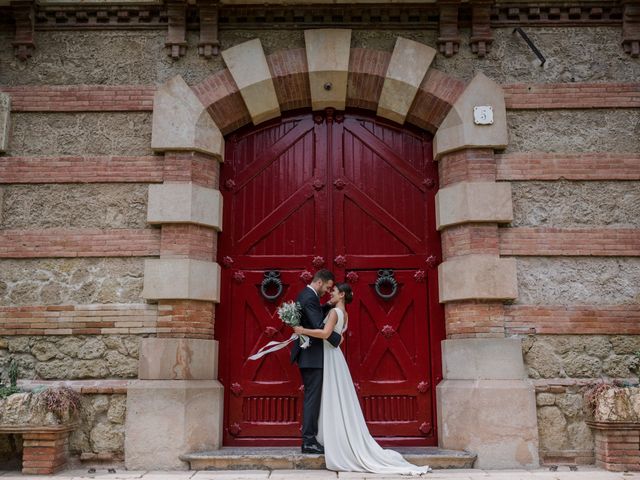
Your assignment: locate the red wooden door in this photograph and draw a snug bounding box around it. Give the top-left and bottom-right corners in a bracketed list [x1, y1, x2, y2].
[217, 110, 444, 447]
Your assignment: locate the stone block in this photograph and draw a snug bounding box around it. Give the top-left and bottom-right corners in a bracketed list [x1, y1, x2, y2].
[304, 29, 351, 110]
[436, 379, 539, 469]
[147, 182, 223, 230]
[222, 39, 281, 125]
[139, 338, 219, 380]
[442, 338, 526, 380]
[438, 254, 518, 302]
[125, 380, 224, 470]
[142, 258, 221, 302]
[377, 37, 436, 124]
[434, 73, 508, 160]
[436, 181, 513, 230]
[0, 93, 9, 153]
[151, 75, 224, 159]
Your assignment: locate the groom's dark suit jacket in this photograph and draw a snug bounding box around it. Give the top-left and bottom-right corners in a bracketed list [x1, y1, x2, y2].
[290, 286, 342, 368]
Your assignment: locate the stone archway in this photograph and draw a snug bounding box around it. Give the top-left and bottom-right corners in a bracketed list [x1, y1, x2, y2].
[126, 29, 539, 470]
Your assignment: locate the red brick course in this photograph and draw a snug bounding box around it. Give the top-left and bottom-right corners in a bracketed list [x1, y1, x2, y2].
[267, 48, 312, 112]
[500, 228, 640, 257]
[0, 228, 160, 258]
[21, 430, 71, 475]
[589, 422, 640, 472]
[441, 224, 499, 259]
[192, 69, 252, 135]
[496, 152, 640, 181]
[503, 83, 640, 109]
[0, 85, 154, 112]
[438, 148, 496, 187]
[163, 151, 220, 187]
[161, 224, 218, 261]
[157, 300, 215, 339]
[445, 301, 506, 338]
[0, 304, 158, 336]
[504, 305, 640, 335]
[347, 48, 390, 112]
[0, 156, 163, 184]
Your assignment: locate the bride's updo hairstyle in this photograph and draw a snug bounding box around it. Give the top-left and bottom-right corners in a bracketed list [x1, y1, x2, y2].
[336, 283, 353, 304]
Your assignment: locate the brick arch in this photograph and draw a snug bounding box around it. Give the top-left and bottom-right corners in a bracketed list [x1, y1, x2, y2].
[191, 46, 465, 136]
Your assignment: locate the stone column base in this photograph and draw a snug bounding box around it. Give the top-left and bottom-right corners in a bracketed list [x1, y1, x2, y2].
[436, 338, 540, 469]
[124, 380, 224, 470]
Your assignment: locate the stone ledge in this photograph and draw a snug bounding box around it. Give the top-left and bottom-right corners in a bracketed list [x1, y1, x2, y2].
[142, 258, 221, 302]
[442, 338, 526, 381]
[147, 182, 223, 230]
[181, 446, 476, 470]
[436, 181, 513, 230]
[438, 254, 518, 302]
[0, 93, 10, 153]
[138, 337, 219, 380]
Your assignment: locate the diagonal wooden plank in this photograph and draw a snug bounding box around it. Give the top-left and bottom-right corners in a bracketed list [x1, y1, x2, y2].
[344, 119, 427, 192]
[235, 184, 315, 254]
[235, 118, 315, 190]
[345, 184, 424, 254]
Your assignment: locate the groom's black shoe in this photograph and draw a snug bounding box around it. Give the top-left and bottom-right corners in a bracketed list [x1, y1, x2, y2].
[301, 443, 324, 454]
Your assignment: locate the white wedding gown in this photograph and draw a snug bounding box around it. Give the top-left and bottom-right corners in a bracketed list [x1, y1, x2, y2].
[317, 308, 431, 475]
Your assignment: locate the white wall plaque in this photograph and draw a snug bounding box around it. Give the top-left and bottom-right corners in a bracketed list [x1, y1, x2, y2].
[473, 106, 494, 125]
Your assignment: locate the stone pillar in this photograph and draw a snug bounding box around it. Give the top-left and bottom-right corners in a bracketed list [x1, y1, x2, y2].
[125, 75, 225, 470]
[433, 73, 539, 468]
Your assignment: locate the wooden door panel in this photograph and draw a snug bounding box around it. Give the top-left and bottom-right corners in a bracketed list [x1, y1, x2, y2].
[226, 270, 304, 443]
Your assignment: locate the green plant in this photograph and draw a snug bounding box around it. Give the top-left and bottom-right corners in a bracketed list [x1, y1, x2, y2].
[0, 357, 21, 398]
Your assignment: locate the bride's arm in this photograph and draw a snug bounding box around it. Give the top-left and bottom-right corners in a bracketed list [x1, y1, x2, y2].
[293, 310, 338, 339]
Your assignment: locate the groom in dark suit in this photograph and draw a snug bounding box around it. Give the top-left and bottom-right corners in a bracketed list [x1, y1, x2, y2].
[290, 269, 342, 454]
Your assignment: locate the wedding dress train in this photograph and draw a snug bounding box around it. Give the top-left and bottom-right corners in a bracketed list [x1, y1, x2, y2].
[317, 308, 431, 475]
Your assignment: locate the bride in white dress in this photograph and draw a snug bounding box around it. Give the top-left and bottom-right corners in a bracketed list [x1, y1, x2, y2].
[293, 283, 431, 475]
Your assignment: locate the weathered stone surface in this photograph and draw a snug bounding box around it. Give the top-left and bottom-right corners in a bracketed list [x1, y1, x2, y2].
[567, 421, 593, 451]
[435, 27, 640, 84]
[1, 28, 637, 87]
[537, 406, 567, 451]
[611, 335, 640, 354]
[511, 181, 640, 228]
[1, 335, 142, 380]
[142, 258, 221, 302]
[506, 109, 640, 153]
[90, 422, 124, 452]
[0, 92, 10, 153]
[439, 254, 517, 302]
[516, 258, 640, 306]
[0, 258, 144, 306]
[1, 184, 149, 229]
[147, 182, 223, 229]
[107, 395, 127, 424]
[0, 30, 305, 86]
[592, 386, 640, 422]
[8, 113, 152, 156]
[522, 335, 640, 380]
[523, 340, 562, 379]
[536, 393, 555, 406]
[556, 394, 583, 418]
[105, 351, 138, 377]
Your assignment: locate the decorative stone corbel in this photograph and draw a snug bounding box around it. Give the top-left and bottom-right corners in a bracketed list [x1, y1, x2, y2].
[166, 0, 187, 59]
[622, 1, 640, 58]
[470, 0, 494, 58]
[437, 0, 461, 57]
[11, 0, 35, 61]
[198, 0, 220, 58]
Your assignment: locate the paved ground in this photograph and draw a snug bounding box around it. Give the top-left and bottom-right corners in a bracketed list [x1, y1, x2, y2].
[1, 468, 640, 480]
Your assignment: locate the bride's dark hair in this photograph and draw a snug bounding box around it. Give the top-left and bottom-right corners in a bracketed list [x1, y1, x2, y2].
[336, 282, 353, 304]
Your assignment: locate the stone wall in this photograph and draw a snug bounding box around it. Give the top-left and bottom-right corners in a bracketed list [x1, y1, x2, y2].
[1, 184, 149, 229]
[1, 27, 639, 87]
[522, 335, 640, 462]
[0, 259, 145, 306]
[8, 113, 153, 156]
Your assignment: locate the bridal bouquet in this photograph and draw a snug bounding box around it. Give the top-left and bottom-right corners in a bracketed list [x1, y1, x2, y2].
[248, 300, 309, 361]
[277, 300, 310, 349]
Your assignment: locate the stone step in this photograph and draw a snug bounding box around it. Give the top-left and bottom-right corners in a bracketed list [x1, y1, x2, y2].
[181, 447, 476, 470]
